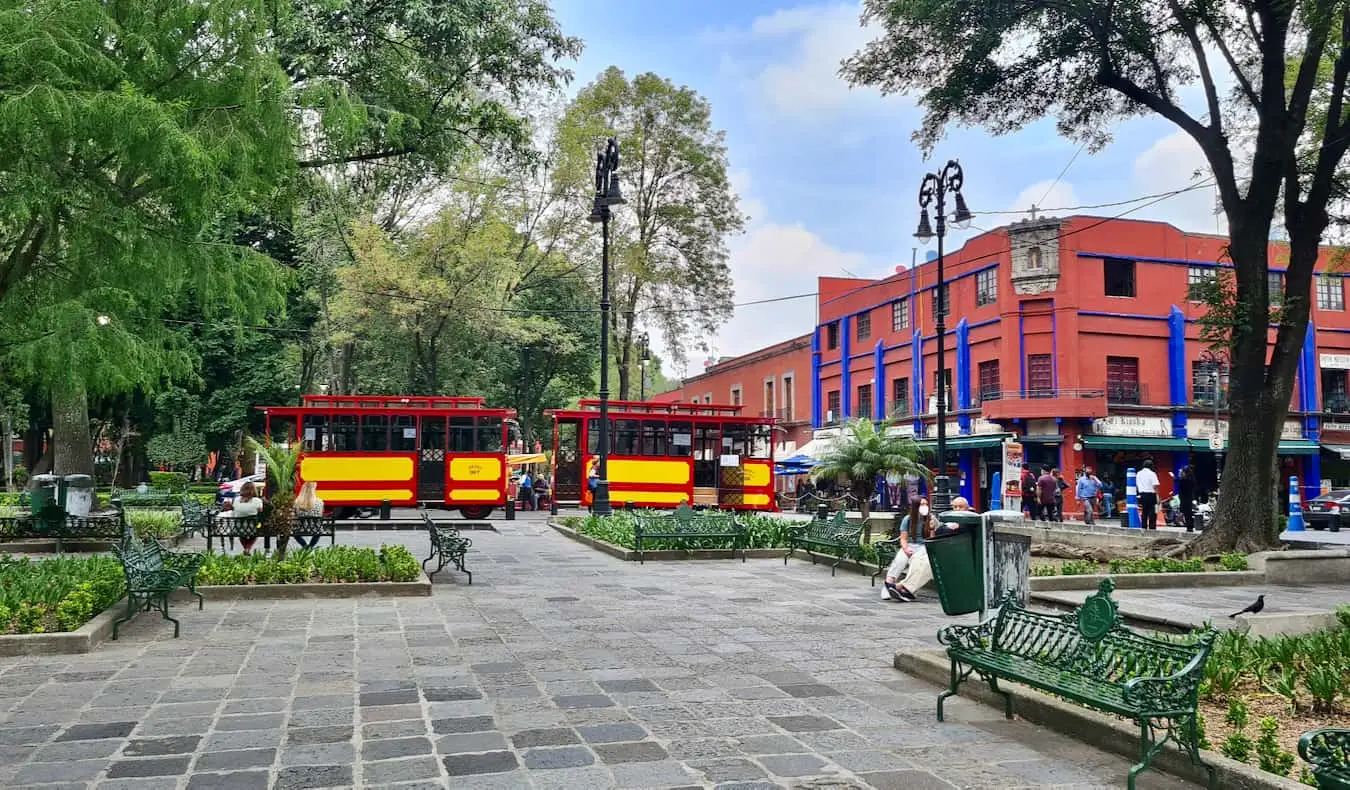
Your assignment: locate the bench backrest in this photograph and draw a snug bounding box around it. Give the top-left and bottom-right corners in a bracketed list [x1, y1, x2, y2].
[804, 510, 858, 539]
[116, 535, 164, 576]
[992, 578, 1215, 685]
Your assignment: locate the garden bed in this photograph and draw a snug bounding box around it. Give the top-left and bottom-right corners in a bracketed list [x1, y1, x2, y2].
[1031, 554, 1251, 576]
[0, 554, 125, 636]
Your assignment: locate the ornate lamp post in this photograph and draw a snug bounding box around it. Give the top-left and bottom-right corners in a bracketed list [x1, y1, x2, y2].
[637, 332, 650, 401]
[915, 160, 972, 514]
[1198, 348, 1230, 485]
[587, 138, 626, 517]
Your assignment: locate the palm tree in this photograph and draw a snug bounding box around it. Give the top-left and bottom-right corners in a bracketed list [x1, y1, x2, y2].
[810, 418, 931, 541]
[244, 436, 302, 560]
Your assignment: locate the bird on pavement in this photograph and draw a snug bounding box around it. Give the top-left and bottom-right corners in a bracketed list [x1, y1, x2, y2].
[1229, 595, 1265, 618]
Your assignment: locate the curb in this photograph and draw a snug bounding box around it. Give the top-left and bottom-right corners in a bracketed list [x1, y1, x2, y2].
[1029, 570, 1265, 591]
[547, 521, 885, 575]
[894, 647, 1306, 790]
[0, 598, 126, 657]
[1029, 591, 1202, 632]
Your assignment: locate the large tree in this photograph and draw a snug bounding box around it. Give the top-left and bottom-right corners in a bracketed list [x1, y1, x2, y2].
[843, 0, 1350, 552]
[558, 67, 745, 396]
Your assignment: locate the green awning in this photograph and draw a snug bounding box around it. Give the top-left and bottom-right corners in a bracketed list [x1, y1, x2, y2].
[1081, 435, 1192, 451]
[1189, 438, 1320, 455]
[916, 433, 1013, 451]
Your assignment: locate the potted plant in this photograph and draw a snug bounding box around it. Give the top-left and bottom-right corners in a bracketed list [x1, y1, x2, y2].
[244, 437, 301, 560]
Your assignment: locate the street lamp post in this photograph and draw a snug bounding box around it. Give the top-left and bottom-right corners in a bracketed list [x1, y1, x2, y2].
[587, 138, 626, 517]
[638, 332, 650, 401]
[1199, 349, 1230, 486]
[915, 160, 972, 514]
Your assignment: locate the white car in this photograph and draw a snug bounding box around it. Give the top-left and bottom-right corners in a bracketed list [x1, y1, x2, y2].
[217, 472, 266, 503]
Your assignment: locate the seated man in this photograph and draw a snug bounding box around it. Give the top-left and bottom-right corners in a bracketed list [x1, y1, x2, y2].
[889, 496, 972, 602]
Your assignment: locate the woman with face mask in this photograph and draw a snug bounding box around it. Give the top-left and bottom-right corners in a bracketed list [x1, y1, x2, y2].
[881, 497, 939, 602]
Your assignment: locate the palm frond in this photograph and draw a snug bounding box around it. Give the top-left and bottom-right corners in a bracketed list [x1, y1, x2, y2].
[244, 435, 301, 496]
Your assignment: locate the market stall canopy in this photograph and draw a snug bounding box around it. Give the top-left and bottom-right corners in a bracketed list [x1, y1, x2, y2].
[774, 453, 817, 476]
[508, 453, 547, 466]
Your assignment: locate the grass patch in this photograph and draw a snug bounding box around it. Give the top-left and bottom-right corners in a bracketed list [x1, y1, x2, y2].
[0, 555, 125, 634]
[195, 545, 421, 585]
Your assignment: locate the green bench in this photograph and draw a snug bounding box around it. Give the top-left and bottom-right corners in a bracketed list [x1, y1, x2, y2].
[936, 578, 1217, 790]
[0, 505, 127, 551]
[422, 511, 471, 583]
[784, 510, 864, 575]
[1300, 729, 1350, 789]
[633, 503, 746, 564]
[205, 512, 263, 552]
[112, 486, 186, 507]
[291, 514, 337, 548]
[180, 499, 211, 537]
[112, 534, 206, 639]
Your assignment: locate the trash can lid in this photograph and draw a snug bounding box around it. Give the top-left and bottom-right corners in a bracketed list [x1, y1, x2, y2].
[31, 473, 58, 484]
[62, 474, 94, 485]
[936, 509, 983, 532]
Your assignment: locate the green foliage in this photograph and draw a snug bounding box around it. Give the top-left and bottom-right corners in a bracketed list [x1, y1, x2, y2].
[0, 555, 125, 634]
[1300, 767, 1320, 786]
[1219, 553, 1250, 571]
[244, 437, 300, 499]
[1255, 717, 1296, 777]
[1108, 557, 1205, 574]
[1031, 555, 1251, 576]
[571, 512, 800, 552]
[1058, 560, 1098, 576]
[194, 545, 419, 585]
[148, 472, 189, 491]
[127, 510, 183, 541]
[811, 418, 930, 520]
[1195, 711, 1211, 751]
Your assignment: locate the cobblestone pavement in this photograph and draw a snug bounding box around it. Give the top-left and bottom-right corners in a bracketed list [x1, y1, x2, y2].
[0, 512, 1200, 790]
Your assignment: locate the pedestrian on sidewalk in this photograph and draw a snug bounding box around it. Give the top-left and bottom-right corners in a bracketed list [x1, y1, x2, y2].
[1052, 469, 1069, 521]
[1177, 465, 1198, 532]
[1136, 459, 1160, 530]
[1075, 468, 1101, 525]
[1037, 467, 1056, 522]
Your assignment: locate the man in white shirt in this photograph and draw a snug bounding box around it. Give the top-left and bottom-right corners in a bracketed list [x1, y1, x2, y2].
[1135, 459, 1160, 530]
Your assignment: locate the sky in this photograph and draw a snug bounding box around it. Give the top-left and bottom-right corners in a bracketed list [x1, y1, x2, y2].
[550, 0, 1228, 378]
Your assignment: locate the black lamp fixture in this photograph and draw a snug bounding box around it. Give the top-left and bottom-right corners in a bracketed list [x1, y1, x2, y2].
[637, 332, 650, 401]
[915, 159, 970, 514]
[588, 138, 626, 517]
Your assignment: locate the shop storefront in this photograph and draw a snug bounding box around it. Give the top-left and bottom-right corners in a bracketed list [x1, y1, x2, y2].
[913, 421, 1012, 511]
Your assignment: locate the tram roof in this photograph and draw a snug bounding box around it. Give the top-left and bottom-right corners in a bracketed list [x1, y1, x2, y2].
[259, 394, 516, 417]
[546, 400, 775, 423]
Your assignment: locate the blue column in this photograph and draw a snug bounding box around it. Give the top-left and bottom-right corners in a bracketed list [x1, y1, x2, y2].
[1171, 451, 1190, 483]
[990, 471, 1003, 511]
[1167, 305, 1188, 438]
[958, 453, 974, 505]
[873, 340, 886, 422]
[1304, 454, 1322, 503]
[1287, 475, 1305, 532]
[811, 329, 822, 429]
[1126, 468, 1140, 528]
[912, 329, 924, 437]
[840, 316, 852, 419]
[956, 317, 971, 434]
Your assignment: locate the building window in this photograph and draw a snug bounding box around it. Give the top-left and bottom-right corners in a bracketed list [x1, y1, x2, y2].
[978, 360, 1001, 402]
[932, 283, 950, 317]
[892, 298, 909, 331]
[1318, 275, 1345, 311]
[1187, 266, 1216, 301]
[856, 310, 871, 341]
[891, 377, 909, 416]
[782, 375, 794, 420]
[1106, 356, 1141, 404]
[763, 380, 775, 418]
[1323, 369, 1349, 413]
[857, 383, 873, 416]
[826, 322, 839, 349]
[1027, 246, 1045, 269]
[932, 369, 952, 410]
[730, 386, 742, 406]
[1269, 271, 1285, 307]
[976, 269, 997, 306]
[1104, 257, 1136, 297]
[1192, 360, 1225, 404]
[826, 390, 841, 423]
[1028, 354, 1053, 397]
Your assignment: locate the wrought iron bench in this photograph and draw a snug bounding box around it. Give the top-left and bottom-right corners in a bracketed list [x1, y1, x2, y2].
[204, 512, 263, 552]
[784, 510, 864, 575]
[112, 534, 205, 639]
[422, 511, 471, 583]
[632, 503, 745, 564]
[1300, 729, 1350, 789]
[291, 514, 337, 548]
[936, 578, 1218, 790]
[180, 499, 213, 537]
[0, 505, 127, 551]
[111, 486, 186, 507]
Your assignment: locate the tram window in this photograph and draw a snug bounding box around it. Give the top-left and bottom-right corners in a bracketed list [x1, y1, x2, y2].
[723, 423, 749, 457]
[270, 416, 297, 444]
[668, 421, 692, 457]
[641, 421, 667, 456]
[612, 419, 639, 456]
[749, 424, 772, 459]
[477, 417, 504, 452]
[301, 414, 329, 452]
[361, 415, 389, 452]
[390, 415, 416, 451]
[331, 415, 359, 452]
[586, 418, 608, 455]
[450, 416, 475, 452]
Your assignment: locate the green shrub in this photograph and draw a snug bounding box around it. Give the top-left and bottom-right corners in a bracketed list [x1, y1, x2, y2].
[148, 472, 189, 490]
[127, 510, 183, 540]
[0, 555, 125, 634]
[195, 545, 420, 585]
[1058, 560, 1098, 576]
[1219, 552, 1250, 571]
[1255, 716, 1295, 777]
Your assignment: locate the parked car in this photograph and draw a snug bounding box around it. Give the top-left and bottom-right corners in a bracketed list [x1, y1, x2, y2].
[1303, 489, 1350, 531]
[217, 472, 266, 504]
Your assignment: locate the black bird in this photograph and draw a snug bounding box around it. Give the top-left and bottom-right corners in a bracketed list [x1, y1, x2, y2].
[1229, 595, 1265, 618]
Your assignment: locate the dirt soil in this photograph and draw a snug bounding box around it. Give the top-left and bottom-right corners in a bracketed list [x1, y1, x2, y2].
[1200, 686, 1349, 774]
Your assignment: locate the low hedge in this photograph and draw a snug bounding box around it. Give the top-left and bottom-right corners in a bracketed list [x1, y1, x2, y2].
[0, 555, 125, 634]
[196, 545, 421, 585]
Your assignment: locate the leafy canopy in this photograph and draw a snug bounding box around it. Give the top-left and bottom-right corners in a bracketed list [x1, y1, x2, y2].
[811, 418, 931, 517]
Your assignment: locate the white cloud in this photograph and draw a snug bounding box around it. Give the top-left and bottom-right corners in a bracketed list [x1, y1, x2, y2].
[1130, 131, 1227, 235]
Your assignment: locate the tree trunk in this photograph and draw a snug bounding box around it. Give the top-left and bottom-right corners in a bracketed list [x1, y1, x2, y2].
[110, 410, 131, 487]
[52, 380, 95, 477]
[3, 413, 12, 491]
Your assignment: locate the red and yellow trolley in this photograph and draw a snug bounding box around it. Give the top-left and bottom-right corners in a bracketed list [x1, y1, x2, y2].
[546, 400, 777, 511]
[260, 395, 517, 519]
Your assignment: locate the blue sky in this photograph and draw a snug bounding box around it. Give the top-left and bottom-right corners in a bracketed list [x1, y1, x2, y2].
[551, 0, 1225, 374]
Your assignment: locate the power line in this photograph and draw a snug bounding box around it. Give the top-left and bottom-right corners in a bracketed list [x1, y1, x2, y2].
[1035, 142, 1087, 208]
[974, 181, 1215, 216]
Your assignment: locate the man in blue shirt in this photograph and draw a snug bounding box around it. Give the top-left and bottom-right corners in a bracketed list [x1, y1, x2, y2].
[1075, 468, 1102, 524]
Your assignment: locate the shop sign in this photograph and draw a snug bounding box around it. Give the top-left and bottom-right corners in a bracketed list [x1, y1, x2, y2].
[923, 420, 963, 438]
[1323, 422, 1350, 433]
[1188, 418, 1225, 440]
[1002, 441, 1024, 509]
[1321, 353, 1350, 370]
[1090, 416, 1172, 437]
[1282, 420, 1305, 440]
[971, 418, 1003, 435]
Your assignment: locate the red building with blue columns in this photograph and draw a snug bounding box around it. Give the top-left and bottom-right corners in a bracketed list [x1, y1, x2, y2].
[810, 214, 1350, 513]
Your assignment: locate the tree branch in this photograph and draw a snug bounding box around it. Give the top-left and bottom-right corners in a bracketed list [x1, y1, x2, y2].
[1167, 0, 1225, 131]
[298, 147, 418, 169]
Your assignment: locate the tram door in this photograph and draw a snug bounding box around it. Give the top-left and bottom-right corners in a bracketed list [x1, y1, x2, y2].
[554, 418, 582, 503]
[418, 417, 447, 501]
[692, 422, 721, 507]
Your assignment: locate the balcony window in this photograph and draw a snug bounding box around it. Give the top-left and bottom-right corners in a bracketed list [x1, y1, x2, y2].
[932, 283, 950, 318]
[856, 311, 871, 341]
[1318, 275, 1345, 311]
[892, 298, 909, 331]
[1187, 266, 1216, 302]
[976, 269, 997, 306]
[978, 360, 1001, 402]
[826, 322, 839, 349]
[1193, 360, 1226, 405]
[1270, 271, 1285, 307]
[1323, 369, 1349, 413]
[891, 377, 909, 417]
[826, 390, 840, 424]
[1028, 354, 1053, 397]
[1107, 356, 1141, 404]
[857, 383, 873, 416]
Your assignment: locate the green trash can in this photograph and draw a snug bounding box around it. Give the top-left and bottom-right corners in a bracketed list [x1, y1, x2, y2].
[29, 474, 58, 513]
[926, 510, 986, 616]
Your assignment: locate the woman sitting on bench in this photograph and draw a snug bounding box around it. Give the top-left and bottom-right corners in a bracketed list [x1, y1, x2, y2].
[883, 496, 971, 602]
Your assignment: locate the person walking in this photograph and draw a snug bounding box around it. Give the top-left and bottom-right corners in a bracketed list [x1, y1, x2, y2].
[1136, 459, 1161, 530]
[1036, 467, 1057, 522]
[1052, 468, 1069, 521]
[1022, 467, 1040, 521]
[1075, 468, 1100, 525]
[1177, 465, 1198, 532]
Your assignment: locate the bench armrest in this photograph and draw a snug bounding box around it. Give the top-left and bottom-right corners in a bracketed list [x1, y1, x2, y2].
[937, 619, 996, 651]
[1120, 637, 1214, 712]
[1298, 728, 1350, 768]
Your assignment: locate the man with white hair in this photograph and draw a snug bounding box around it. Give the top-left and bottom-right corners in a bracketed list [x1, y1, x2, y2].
[889, 496, 971, 602]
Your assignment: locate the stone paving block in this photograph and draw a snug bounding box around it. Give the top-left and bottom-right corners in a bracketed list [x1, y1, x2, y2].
[421, 686, 482, 702]
[32, 738, 122, 761]
[274, 764, 354, 789]
[431, 715, 495, 734]
[442, 750, 519, 776]
[201, 730, 283, 752]
[757, 753, 828, 777]
[13, 759, 110, 783]
[55, 721, 137, 741]
[436, 730, 508, 754]
[360, 756, 442, 784]
[766, 715, 842, 732]
[359, 689, 420, 707]
[553, 693, 614, 709]
[287, 725, 354, 745]
[510, 727, 579, 748]
[279, 741, 356, 766]
[362, 719, 428, 740]
[529, 764, 618, 790]
[185, 773, 272, 790]
[123, 735, 201, 756]
[610, 759, 699, 787]
[287, 709, 352, 729]
[193, 748, 276, 771]
[215, 713, 285, 731]
[522, 745, 595, 769]
[593, 740, 668, 764]
[363, 736, 434, 761]
[106, 755, 194, 777]
[576, 721, 648, 744]
[96, 777, 181, 790]
[362, 703, 423, 722]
